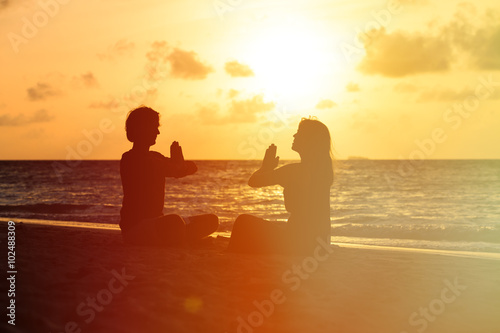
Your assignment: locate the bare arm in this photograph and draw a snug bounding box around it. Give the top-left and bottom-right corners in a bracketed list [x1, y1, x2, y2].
[248, 144, 281, 187]
[164, 141, 198, 178]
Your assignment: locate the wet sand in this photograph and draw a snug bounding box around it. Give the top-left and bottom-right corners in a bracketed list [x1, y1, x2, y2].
[0, 219, 499, 333]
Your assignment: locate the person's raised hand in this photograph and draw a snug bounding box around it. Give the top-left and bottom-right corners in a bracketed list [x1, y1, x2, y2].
[170, 141, 184, 163]
[261, 144, 279, 171]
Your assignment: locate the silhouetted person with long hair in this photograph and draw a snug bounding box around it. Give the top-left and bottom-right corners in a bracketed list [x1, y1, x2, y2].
[228, 118, 333, 254]
[120, 106, 219, 247]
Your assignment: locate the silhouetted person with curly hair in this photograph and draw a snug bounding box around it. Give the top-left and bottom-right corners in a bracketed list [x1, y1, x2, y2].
[120, 106, 218, 247]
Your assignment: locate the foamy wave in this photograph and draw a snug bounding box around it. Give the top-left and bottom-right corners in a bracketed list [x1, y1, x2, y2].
[331, 223, 500, 243]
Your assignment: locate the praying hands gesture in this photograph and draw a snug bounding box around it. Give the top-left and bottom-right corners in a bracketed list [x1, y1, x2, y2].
[261, 144, 280, 171]
[167, 141, 197, 177]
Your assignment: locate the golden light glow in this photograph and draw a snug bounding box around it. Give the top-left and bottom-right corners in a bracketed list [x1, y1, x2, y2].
[246, 19, 331, 99]
[1, 1, 499, 159]
[184, 296, 203, 313]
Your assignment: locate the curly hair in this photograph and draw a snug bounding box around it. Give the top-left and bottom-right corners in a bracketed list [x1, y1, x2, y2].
[125, 106, 160, 142]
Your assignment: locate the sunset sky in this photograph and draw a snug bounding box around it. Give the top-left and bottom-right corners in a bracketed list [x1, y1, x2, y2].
[1, 0, 499, 160]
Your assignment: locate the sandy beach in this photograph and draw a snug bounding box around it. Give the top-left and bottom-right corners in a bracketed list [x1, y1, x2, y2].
[1, 220, 499, 333]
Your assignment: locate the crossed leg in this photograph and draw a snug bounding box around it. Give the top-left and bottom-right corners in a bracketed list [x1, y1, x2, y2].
[123, 213, 219, 248]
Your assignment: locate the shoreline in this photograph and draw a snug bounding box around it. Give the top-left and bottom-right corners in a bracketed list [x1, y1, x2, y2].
[2, 218, 499, 260]
[1, 218, 499, 332]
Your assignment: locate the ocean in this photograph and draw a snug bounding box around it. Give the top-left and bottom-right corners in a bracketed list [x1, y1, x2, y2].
[1, 159, 499, 253]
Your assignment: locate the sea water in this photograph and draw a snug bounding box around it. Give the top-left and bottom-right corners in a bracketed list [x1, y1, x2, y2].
[0, 160, 499, 253]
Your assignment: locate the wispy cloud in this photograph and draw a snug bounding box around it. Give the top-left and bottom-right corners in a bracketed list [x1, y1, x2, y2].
[224, 60, 255, 77]
[97, 39, 135, 61]
[0, 0, 10, 10]
[26, 82, 61, 101]
[71, 72, 99, 88]
[198, 92, 275, 124]
[27, 72, 99, 102]
[316, 99, 337, 109]
[168, 47, 214, 80]
[226, 94, 275, 123]
[357, 5, 500, 77]
[0, 109, 54, 126]
[357, 28, 451, 77]
[416, 86, 500, 102]
[346, 82, 360, 92]
[444, 4, 500, 70]
[227, 89, 240, 99]
[88, 98, 122, 110]
[393, 82, 419, 93]
[145, 41, 214, 80]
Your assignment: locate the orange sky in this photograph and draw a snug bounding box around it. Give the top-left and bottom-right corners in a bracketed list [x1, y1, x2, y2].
[1, 0, 500, 160]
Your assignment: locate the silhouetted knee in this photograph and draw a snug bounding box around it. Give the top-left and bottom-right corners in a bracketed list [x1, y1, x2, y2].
[233, 214, 257, 232]
[166, 214, 185, 227]
[206, 214, 219, 233]
[158, 214, 186, 247]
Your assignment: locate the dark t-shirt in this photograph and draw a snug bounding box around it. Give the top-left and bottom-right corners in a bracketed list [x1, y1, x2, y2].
[120, 150, 167, 232]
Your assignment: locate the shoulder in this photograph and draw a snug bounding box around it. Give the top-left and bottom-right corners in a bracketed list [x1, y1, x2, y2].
[275, 163, 303, 176]
[120, 150, 167, 167]
[149, 151, 167, 160]
[273, 163, 304, 186]
[121, 150, 132, 159]
[120, 150, 133, 165]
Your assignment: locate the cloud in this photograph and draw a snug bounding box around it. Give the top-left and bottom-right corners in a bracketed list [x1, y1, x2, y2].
[168, 47, 214, 80]
[315, 99, 337, 109]
[97, 39, 135, 61]
[26, 72, 98, 102]
[227, 89, 240, 99]
[197, 103, 221, 125]
[416, 86, 500, 102]
[23, 128, 46, 140]
[71, 72, 98, 88]
[398, 0, 428, 5]
[145, 41, 214, 80]
[472, 26, 500, 70]
[346, 82, 360, 92]
[224, 61, 255, 77]
[393, 82, 419, 93]
[0, 109, 54, 126]
[416, 87, 471, 102]
[350, 110, 379, 133]
[88, 98, 122, 110]
[357, 5, 500, 76]
[444, 4, 500, 70]
[26, 82, 61, 101]
[145, 41, 170, 81]
[226, 94, 275, 123]
[0, 0, 8, 9]
[197, 93, 275, 124]
[357, 28, 452, 77]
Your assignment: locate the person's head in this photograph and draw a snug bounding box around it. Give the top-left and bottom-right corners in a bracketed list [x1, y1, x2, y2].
[292, 117, 332, 158]
[292, 117, 334, 183]
[125, 106, 160, 146]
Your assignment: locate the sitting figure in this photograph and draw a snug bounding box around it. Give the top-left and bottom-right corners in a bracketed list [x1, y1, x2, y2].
[228, 117, 333, 255]
[119, 106, 218, 247]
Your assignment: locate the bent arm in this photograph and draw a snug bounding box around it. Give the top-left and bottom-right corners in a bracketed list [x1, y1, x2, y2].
[164, 141, 197, 178]
[249, 144, 282, 187]
[248, 164, 298, 188]
[248, 168, 278, 187]
[164, 159, 197, 178]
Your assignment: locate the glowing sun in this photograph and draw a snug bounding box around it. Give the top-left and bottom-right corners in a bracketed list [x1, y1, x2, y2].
[245, 20, 330, 99]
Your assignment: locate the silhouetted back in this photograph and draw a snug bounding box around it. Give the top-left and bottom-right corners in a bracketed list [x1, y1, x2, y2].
[120, 150, 167, 232]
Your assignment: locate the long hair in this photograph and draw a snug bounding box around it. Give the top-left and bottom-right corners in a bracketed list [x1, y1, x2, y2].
[298, 117, 334, 185]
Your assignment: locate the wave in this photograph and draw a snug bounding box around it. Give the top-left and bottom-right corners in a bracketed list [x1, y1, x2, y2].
[331, 223, 500, 244]
[0, 203, 95, 214]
